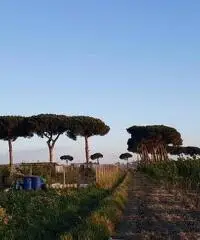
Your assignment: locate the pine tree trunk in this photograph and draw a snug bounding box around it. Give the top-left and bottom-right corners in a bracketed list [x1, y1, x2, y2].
[163, 145, 168, 161]
[48, 145, 54, 163]
[8, 139, 13, 169]
[153, 147, 157, 162]
[85, 136, 89, 165]
[157, 144, 162, 161]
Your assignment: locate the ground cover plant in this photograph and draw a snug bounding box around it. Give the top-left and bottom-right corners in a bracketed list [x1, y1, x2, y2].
[139, 158, 200, 190]
[59, 172, 131, 240]
[0, 171, 128, 240]
[0, 187, 109, 240]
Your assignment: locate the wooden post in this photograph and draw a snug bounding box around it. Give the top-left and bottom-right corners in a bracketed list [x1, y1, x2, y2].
[63, 167, 66, 187]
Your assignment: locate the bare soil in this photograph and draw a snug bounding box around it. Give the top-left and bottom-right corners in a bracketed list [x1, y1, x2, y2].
[114, 172, 200, 240]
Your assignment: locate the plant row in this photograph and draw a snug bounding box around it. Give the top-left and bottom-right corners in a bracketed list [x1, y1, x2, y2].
[139, 158, 200, 190]
[60, 172, 131, 240]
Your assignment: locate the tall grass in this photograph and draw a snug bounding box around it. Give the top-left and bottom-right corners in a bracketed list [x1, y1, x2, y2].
[95, 165, 125, 189]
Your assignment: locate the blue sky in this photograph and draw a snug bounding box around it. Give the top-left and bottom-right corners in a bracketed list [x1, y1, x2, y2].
[0, 1, 200, 163]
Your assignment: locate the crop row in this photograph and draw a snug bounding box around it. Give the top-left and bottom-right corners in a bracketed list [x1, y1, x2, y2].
[139, 158, 200, 190]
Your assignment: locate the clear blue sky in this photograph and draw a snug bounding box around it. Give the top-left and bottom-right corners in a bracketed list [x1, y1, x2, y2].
[0, 1, 200, 163]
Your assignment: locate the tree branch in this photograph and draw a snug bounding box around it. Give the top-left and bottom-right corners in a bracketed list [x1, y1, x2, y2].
[52, 133, 61, 147]
[43, 132, 50, 139]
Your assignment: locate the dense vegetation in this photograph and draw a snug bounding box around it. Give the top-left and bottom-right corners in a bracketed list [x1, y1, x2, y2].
[0, 172, 129, 240]
[60, 172, 131, 240]
[0, 187, 107, 239]
[167, 145, 200, 157]
[127, 125, 183, 163]
[139, 158, 200, 190]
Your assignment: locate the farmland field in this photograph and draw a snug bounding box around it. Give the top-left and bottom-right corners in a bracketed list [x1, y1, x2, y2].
[1, 159, 200, 239]
[0, 171, 130, 240]
[114, 159, 200, 239]
[115, 171, 200, 239]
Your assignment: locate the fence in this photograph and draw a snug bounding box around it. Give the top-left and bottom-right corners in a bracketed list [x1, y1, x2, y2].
[95, 164, 123, 189]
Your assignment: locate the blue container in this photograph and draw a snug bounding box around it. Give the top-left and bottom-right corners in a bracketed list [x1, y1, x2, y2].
[31, 176, 42, 190]
[23, 177, 32, 190]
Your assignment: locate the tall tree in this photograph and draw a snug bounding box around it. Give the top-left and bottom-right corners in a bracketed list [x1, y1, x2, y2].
[27, 114, 75, 163]
[90, 153, 103, 164]
[119, 153, 132, 167]
[127, 125, 182, 164]
[67, 116, 110, 165]
[0, 116, 32, 170]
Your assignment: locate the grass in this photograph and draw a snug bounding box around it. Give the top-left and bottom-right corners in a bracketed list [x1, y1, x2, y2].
[61, 172, 131, 240]
[139, 158, 200, 208]
[139, 158, 200, 190]
[0, 187, 108, 240]
[0, 170, 130, 240]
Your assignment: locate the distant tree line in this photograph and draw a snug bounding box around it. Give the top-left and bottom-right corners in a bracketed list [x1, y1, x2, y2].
[0, 114, 110, 170]
[2, 115, 200, 170]
[167, 146, 200, 158]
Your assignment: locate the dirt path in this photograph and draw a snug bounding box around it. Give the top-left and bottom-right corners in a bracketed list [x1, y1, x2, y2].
[114, 173, 200, 240]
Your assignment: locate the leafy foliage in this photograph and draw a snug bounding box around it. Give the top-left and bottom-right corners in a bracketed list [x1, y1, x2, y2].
[0, 173, 129, 240]
[91, 153, 103, 160]
[127, 125, 182, 163]
[67, 116, 110, 163]
[0, 116, 33, 167]
[0, 116, 32, 140]
[27, 114, 76, 162]
[27, 114, 73, 139]
[0, 187, 109, 240]
[91, 153, 103, 164]
[60, 173, 130, 240]
[167, 146, 200, 156]
[139, 158, 200, 190]
[67, 116, 110, 138]
[127, 125, 183, 153]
